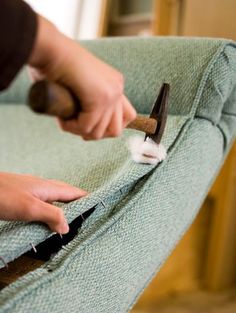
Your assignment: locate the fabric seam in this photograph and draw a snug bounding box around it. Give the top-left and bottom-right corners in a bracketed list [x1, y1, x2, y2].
[0, 117, 192, 311]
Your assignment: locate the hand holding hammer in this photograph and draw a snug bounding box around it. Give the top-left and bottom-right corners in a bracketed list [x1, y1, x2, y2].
[28, 81, 169, 144]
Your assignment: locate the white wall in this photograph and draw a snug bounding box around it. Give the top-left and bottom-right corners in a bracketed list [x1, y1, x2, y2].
[26, 0, 82, 38]
[78, 0, 104, 39]
[26, 0, 104, 39]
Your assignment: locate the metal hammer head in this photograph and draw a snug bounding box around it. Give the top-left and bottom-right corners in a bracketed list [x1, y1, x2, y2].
[145, 83, 170, 144]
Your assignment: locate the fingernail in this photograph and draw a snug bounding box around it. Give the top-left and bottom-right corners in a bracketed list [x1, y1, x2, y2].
[61, 222, 69, 234]
[75, 188, 88, 196]
[80, 190, 88, 196]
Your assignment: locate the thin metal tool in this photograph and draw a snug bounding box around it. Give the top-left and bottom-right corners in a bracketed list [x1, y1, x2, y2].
[27, 81, 170, 143]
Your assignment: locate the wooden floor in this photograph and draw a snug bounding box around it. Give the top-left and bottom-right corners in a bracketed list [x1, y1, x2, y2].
[132, 289, 236, 313]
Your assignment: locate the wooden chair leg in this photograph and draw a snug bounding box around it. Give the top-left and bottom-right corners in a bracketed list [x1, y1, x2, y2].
[204, 143, 236, 290]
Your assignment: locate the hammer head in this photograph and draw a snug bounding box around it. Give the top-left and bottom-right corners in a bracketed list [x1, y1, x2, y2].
[145, 83, 170, 144]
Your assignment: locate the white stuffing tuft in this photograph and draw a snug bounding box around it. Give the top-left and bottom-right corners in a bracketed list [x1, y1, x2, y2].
[127, 135, 167, 165]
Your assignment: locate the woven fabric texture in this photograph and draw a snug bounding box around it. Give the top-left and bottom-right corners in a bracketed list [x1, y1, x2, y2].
[0, 108, 186, 264]
[0, 37, 236, 312]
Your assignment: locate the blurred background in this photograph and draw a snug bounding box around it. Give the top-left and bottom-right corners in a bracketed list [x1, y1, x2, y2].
[26, 1, 236, 312]
[26, 0, 236, 40]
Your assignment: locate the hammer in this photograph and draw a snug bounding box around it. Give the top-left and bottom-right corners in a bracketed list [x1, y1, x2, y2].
[27, 81, 169, 144]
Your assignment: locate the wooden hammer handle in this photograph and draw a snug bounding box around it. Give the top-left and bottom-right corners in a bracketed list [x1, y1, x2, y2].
[28, 80, 157, 135]
[126, 115, 157, 134]
[28, 80, 78, 120]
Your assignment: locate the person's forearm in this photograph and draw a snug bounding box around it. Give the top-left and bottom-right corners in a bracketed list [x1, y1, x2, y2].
[0, 0, 37, 90]
[28, 11, 136, 140]
[29, 15, 62, 69]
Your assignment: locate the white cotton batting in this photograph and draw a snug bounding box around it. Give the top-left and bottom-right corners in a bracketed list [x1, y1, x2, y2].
[127, 135, 167, 165]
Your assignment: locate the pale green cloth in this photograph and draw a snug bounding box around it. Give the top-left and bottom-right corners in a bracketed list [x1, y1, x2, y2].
[0, 37, 236, 312]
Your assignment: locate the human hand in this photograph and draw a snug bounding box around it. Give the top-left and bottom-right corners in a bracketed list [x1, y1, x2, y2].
[28, 15, 137, 140]
[0, 172, 87, 234]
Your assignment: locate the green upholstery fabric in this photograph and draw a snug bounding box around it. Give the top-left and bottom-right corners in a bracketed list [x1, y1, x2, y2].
[0, 37, 236, 312]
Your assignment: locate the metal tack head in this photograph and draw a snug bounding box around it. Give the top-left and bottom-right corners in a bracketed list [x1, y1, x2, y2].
[101, 200, 107, 209]
[0, 256, 8, 269]
[30, 242, 37, 253]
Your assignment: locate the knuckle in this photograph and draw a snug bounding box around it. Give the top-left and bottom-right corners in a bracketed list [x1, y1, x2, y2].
[92, 132, 102, 140]
[82, 123, 93, 134]
[82, 127, 90, 134]
[100, 88, 113, 104]
[23, 197, 38, 220]
[110, 127, 122, 137]
[101, 79, 124, 105]
[54, 208, 64, 224]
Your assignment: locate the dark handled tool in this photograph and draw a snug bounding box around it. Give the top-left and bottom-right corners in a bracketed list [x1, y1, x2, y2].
[27, 80, 169, 144]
